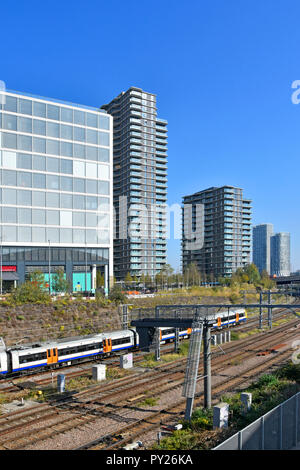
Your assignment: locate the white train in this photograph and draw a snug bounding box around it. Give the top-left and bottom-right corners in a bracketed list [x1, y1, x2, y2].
[0, 308, 246, 376]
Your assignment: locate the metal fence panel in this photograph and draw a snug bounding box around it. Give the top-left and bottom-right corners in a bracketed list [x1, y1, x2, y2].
[241, 419, 262, 450]
[215, 433, 239, 450]
[282, 397, 296, 449]
[298, 394, 300, 444]
[214, 392, 300, 450]
[264, 407, 281, 450]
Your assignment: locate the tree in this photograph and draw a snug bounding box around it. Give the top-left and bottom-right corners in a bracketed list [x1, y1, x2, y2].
[159, 264, 174, 289]
[244, 263, 261, 284]
[96, 271, 104, 288]
[230, 263, 262, 286]
[30, 270, 48, 290]
[184, 262, 200, 287]
[140, 273, 146, 286]
[125, 272, 133, 287]
[52, 268, 70, 293]
[175, 272, 183, 288]
[145, 273, 152, 288]
[108, 284, 127, 304]
[260, 270, 275, 289]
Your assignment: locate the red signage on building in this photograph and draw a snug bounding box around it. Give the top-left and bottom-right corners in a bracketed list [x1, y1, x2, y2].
[1, 266, 17, 272]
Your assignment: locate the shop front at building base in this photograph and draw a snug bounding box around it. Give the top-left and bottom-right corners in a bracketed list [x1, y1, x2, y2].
[0, 246, 109, 294]
[0, 266, 19, 293]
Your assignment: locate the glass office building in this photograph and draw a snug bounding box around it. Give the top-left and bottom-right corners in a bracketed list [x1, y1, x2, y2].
[270, 232, 291, 277]
[0, 90, 113, 292]
[252, 224, 273, 274]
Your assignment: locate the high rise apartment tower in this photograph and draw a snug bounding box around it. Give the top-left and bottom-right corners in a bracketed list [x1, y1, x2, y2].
[182, 186, 251, 279]
[102, 87, 167, 280]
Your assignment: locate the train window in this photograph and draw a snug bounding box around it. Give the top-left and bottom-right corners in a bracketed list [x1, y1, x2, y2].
[112, 337, 131, 346]
[19, 352, 47, 364]
[58, 343, 101, 357]
[78, 344, 97, 352]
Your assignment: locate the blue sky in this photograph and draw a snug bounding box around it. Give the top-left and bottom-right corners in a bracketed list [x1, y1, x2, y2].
[1, 0, 300, 272]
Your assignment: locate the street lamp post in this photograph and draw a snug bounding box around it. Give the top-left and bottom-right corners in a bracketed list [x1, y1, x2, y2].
[0, 237, 2, 296]
[48, 240, 51, 295]
[85, 243, 87, 294]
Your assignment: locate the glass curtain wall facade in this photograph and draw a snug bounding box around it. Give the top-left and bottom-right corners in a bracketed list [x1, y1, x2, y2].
[270, 232, 291, 277]
[182, 186, 251, 279]
[0, 90, 113, 291]
[252, 224, 273, 274]
[101, 86, 167, 281]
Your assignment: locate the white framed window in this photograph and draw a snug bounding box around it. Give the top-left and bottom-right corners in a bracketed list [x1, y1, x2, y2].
[86, 162, 97, 178]
[98, 163, 109, 180]
[73, 160, 85, 177]
[2, 150, 16, 169]
[60, 211, 72, 227]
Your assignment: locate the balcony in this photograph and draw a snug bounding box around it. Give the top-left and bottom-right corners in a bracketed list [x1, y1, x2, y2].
[130, 118, 141, 124]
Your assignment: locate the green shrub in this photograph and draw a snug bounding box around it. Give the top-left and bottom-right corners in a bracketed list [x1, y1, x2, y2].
[252, 373, 281, 389]
[275, 363, 300, 383]
[10, 277, 51, 305]
[184, 407, 213, 431]
[153, 429, 199, 450]
[108, 285, 127, 304]
[137, 397, 158, 407]
[95, 291, 109, 307]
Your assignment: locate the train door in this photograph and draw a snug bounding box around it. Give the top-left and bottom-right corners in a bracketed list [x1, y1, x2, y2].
[236, 313, 240, 323]
[103, 338, 112, 354]
[217, 317, 221, 328]
[6, 351, 12, 374]
[47, 348, 58, 364]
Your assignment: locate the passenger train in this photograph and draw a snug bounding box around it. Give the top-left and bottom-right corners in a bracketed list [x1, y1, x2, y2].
[0, 308, 246, 377]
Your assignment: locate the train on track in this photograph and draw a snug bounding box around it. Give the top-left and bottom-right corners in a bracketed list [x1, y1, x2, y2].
[0, 308, 246, 377]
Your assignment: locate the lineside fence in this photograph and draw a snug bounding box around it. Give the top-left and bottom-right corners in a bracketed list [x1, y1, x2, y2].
[214, 392, 300, 450]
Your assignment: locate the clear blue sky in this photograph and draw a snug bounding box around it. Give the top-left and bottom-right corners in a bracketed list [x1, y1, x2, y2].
[1, 0, 300, 272]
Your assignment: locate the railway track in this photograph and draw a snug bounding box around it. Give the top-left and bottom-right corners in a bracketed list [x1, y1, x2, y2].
[0, 302, 296, 394]
[0, 314, 299, 450]
[76, 348, 295, 450]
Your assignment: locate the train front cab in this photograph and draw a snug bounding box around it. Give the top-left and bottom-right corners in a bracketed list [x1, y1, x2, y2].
[103, 338, 112, 355]
[47, 348, 58, 365]
[0, 350, 8, 375]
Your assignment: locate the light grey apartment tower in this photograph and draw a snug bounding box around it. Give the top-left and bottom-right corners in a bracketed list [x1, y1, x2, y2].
[252, 224, 273, 274]
[270, 232, 290, 277]
[101, 87, 167, 280]
[182, 186, 251, 279]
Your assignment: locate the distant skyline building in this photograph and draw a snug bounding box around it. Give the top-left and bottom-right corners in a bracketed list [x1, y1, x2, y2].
[270, 232, 291, 277]
[101, 86, 167, 281]
[252, 223, 273, 274]
[0, 89, 113, 292]
[182, 185, 251, 279]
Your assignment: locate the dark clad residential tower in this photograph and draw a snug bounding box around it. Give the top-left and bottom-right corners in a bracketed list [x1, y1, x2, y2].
[182, 186, 251, 279]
